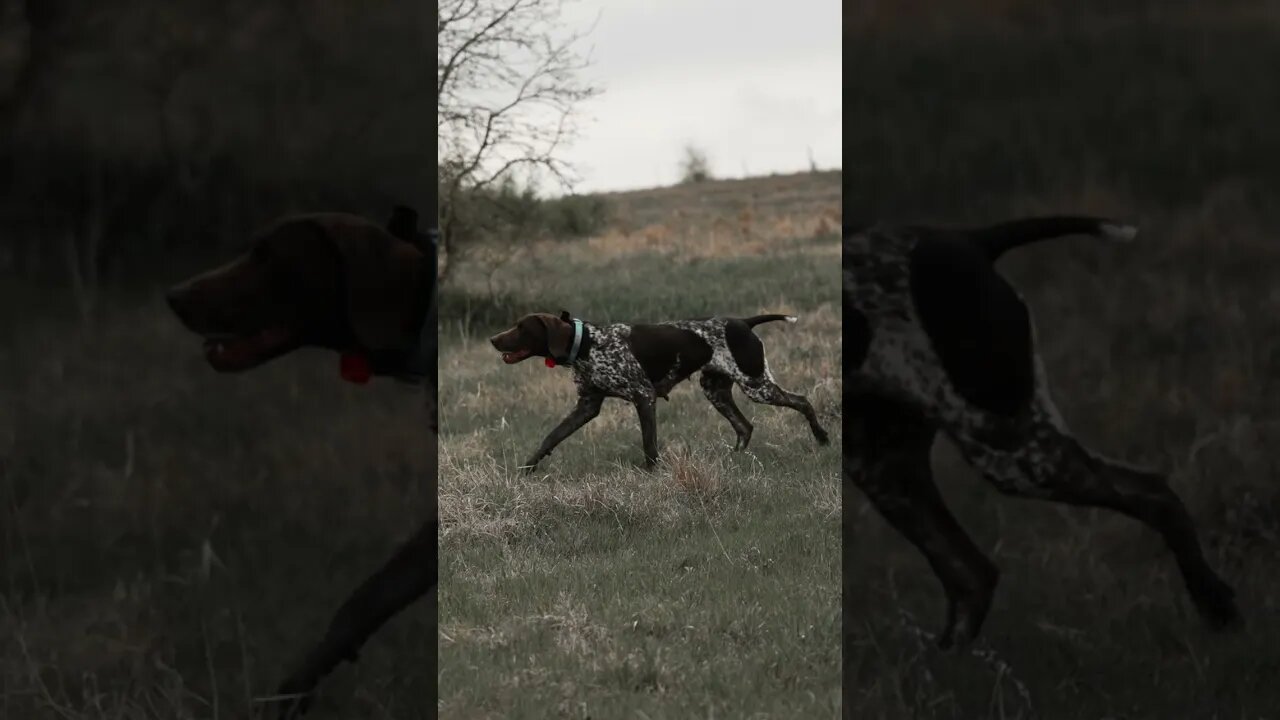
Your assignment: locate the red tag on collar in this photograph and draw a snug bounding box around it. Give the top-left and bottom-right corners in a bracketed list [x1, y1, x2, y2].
[340, 352, 372, 384]
[545, 357, 557, 368]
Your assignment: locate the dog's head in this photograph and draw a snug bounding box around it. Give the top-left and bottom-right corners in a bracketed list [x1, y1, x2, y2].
[488, 311, 575, 364]
[166, 213, 431, 376]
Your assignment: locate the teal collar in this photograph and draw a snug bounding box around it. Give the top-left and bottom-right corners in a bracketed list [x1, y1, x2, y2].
[393, 295, 435, 384]
[393, 230, 438, 384]
[567, 319, 584, 364]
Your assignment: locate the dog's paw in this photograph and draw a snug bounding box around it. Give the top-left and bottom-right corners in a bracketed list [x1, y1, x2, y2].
[1195, 577, 1242, 631]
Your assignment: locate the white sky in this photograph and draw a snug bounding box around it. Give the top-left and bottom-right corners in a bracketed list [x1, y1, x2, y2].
[556, 0, 842, 193]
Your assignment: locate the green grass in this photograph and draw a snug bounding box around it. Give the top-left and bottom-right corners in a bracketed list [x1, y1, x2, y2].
[0, 170, 842, 718]
[846, 4, 1280, 718]
[437, 188, 842, 718]
[1, 302, 435, 718]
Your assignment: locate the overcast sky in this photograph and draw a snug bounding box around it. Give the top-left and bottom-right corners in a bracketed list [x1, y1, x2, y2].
[556, 0, 842, 193]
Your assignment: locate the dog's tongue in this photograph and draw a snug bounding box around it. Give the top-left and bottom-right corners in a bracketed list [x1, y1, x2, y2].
[340, 352, 372, 384]
[545, 357, 556, 368]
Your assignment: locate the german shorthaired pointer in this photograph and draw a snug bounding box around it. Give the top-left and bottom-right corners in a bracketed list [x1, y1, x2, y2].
[844, 216, 1239, 648]
[167, 207, 437, 717]
[490, 312, 830, 471]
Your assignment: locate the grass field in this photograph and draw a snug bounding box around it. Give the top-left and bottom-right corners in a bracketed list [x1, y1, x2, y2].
[846, 3, 1280, 719]
[437, 171, 843, 718]
[0, 271, 436, 716]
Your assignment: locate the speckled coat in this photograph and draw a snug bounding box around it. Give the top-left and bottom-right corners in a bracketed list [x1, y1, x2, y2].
[842, 218, 1238, 650]
[569, 319, 793, 405]
[515, 312, 830, 472]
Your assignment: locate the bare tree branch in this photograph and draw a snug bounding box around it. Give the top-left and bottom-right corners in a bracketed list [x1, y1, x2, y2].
[436, 0, 601, 279]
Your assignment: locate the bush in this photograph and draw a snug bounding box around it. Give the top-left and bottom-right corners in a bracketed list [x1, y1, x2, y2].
[678, 144, 713, 184]
[442, 175, 611, 253]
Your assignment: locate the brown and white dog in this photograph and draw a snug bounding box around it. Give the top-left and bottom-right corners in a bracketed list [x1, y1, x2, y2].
[490, 311, 829, 471]
[167, 208, 436, 717]
[843, 216, 1239, 649]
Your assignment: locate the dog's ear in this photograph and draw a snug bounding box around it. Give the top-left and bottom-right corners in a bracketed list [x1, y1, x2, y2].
[537, 314, 574, 360]
[387, 206, 420, 244]
[559, 310, 572, 322]
[321, 215, 427, 353]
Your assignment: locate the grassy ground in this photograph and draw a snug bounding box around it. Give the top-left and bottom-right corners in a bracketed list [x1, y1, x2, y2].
[1, 275, 435, 717]
[846, 3, 1280, 719]
[438, 171, 843, 718]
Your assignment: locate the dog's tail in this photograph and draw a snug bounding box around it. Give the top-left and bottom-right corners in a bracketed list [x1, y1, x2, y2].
[970, 216, 1138, 261]
[743, 313, 799, 328]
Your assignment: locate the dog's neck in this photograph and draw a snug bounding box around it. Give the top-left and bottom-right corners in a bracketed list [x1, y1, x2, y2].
[394, 304, 434, 381]
[390, 250, 437, 384]
[565, 319, 585, 364]
[561, 320, 595, 366]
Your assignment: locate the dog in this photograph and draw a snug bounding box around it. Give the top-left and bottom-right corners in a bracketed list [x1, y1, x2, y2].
[489, 312, 830, 471]
[166, 207, 437, 717]
[843, 216, 1239, 648]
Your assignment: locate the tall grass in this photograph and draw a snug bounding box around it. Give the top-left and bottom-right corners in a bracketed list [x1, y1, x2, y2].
[438, 172, 843, 718]
[846, 4, 1280, 718]
[0, 171, 841, 718]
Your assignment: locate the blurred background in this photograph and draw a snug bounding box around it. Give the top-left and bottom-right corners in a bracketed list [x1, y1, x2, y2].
[0, 0, 435, 318]
[846, 1, 1280, 718]
[1, 1, 436, 717]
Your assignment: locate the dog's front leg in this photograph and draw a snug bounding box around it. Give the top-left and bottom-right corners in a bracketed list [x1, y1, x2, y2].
[274, 520, 436, 718]
[521, 393, 605, 472]
[632, 396, 659, 468]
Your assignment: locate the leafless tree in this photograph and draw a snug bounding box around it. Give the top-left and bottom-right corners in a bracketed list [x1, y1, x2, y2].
[678, 144, 713, 184]
[436, 0, 601, 280]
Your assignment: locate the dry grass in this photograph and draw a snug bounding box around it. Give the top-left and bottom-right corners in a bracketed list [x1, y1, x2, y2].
[0, 170, 841, 717]
[579, 170, 842, 261]
[438, 171, 842, 718]
[1, 296, 433, 717]
[846, 3, 1280, 717]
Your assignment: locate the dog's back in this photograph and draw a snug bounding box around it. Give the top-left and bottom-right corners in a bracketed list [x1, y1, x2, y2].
[843, 216, 1238, 649]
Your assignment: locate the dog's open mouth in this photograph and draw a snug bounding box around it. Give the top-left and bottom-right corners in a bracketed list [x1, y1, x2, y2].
[202, 328, 297, 372]
[501, 348, 532, 364]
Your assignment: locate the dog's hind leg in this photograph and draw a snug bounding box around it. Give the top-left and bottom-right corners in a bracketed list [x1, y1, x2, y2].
[1072, 447, 1239, 629]
[954, 418, 1239, 631]
[848, 395, 1000, 648]
[700, 370, 753, 449]
[740, 374, 830, 446]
